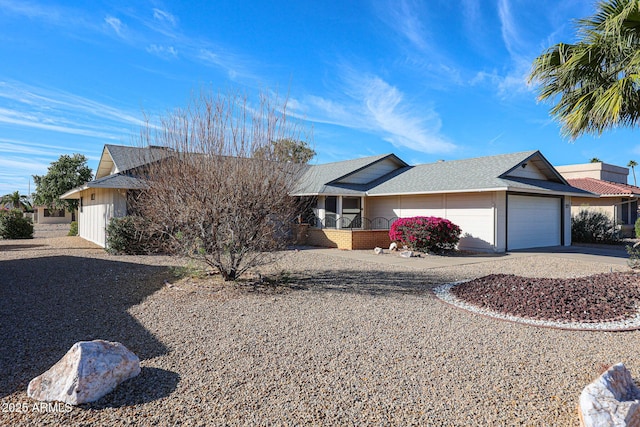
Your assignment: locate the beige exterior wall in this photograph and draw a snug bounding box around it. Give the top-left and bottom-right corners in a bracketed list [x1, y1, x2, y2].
[494, 191, 507, 252]
[77, 188, 127, 247]
[564, 196, 573, 245]
[367, 192, 500, 252]
[569, 196, 638, 237]
[311, 190, 571, 252]
[570, 197, 616, 220]
[556, 163, 629, 184]
[35, 207, 74, 224]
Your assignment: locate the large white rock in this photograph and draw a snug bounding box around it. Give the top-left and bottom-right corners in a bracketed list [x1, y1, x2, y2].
[579, 363, 640, 427]
[27, 340, 141, 405]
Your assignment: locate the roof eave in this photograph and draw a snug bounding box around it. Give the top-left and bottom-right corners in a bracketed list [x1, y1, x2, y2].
[595, 193, 640, 198]
[59, 184, 89, 199]
[367, 187, 510, 196]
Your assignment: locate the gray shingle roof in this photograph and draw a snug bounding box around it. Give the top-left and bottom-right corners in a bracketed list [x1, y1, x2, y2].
[293, 153, 404, 195]
[102, 144, 174, 175]
[368, 151, 537, 194]
[293, 150, 594, 197]
[88, 174, 147, 190]
[59, 173, 147, 199]
[109, 144, 174, 170]
[67, 145, 593, 200]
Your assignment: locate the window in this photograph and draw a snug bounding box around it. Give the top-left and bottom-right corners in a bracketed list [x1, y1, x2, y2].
[43, 209, 65, 217]
[324, 196, 337, 228]
[342, 197, 362, 228]
[325, 196, 337, 214]
[90, 193, 95, 200]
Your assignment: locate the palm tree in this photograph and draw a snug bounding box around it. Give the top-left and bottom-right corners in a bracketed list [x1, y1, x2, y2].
[529, 0, 640, 139]
[629, 159, 638, 185]
[590, 157, 602, 163]
[1, 191, 32, 212]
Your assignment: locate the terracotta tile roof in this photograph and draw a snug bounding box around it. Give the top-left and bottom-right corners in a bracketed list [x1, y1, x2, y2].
[567, 177, 640, 196]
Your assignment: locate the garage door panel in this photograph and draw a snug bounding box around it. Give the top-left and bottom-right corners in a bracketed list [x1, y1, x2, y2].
[507, 195, 560, 250]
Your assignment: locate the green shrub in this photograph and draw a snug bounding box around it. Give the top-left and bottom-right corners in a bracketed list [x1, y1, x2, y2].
[68, 221, 78, 236]
[106, 216, 165, 255]
[106, 216, 148, 254]
[627, 243, 640, 269]
[0, 209, 34, 239]
[635, 217, 640, 238]
[389, 216, 461, 253]
[571, 209, 618, 243]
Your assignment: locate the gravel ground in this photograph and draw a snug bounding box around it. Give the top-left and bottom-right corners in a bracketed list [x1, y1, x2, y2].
[2, 225, 640, 426]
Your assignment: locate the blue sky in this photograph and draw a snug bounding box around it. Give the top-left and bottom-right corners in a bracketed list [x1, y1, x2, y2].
[1, 0, 638, 196]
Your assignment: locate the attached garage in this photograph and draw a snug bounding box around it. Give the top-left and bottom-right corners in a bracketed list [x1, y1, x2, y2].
[507, 194, 562, 250]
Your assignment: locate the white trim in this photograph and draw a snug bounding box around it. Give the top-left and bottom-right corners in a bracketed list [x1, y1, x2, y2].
[367, 186, 593, 198]
[60, 184, 90, 199]
[367, 187, 508, 196]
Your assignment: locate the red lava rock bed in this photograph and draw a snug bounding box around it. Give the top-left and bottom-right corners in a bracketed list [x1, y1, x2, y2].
[451, 272, 640, 323]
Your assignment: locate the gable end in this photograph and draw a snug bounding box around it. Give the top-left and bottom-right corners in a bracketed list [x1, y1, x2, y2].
[330, 154, 408, 185]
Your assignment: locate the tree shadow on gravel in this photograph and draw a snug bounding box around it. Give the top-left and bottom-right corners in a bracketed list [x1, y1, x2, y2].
[80, 367, 180, 409]
[270, 269, 457, 296]
[0, 256, 178, 399]
[0, 243, 48, 251]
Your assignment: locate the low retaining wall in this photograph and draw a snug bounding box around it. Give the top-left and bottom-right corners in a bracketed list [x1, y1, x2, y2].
[304, 228, 391, 250]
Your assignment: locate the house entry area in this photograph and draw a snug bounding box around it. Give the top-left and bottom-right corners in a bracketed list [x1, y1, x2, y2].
[304, 195, 392, 249]
[322, 196, 363, 229]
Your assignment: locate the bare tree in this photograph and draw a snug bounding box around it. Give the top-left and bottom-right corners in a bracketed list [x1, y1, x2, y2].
[134, 89, 310, 281]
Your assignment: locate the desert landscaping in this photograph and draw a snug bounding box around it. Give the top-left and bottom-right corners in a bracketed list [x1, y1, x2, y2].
[0, 224, 639, 426]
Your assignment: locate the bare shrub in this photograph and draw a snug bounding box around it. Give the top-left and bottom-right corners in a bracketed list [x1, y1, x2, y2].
[134, 89, 310, 281]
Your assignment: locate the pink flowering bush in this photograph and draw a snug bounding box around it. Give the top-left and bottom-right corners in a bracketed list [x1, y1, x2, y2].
[389, 216, 461, 253]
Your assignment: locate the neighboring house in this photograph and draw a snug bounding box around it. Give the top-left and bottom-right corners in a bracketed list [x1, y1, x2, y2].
[293, 150, 593, 252]
[60, 144, 173, 247]
[556, 162, 640, 237]
[62, 144, 592, 252]
[32, 206, 74, 224]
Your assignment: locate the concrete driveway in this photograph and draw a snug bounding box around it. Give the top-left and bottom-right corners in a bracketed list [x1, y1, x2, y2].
[305, 244, 631, 268]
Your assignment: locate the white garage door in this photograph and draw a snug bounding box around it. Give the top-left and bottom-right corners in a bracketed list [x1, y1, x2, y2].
[507, 195, 561, 250]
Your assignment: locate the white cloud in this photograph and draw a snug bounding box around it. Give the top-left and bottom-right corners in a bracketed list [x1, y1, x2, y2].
[355, 75, 455, 154]
[104, 15, 125, 37]
[0, 138, 90, 158]
[198, 49, 242, 80]
[0, 0, 86, 28]
[152, 8, 177, 27]
[373, 0, 462, 87]
[0, 80, 152, 139]
[470, 67, 531, 97]
[497, 0, 522, 59]
[290, 70, 456, 155]
[146, 44, 178, 59]
[0, 111, 119, 139]
[387, 0, 429, 52]
[0, 156, 51, 173]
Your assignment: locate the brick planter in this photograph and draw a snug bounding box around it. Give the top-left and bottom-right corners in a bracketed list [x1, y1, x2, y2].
[306, 229, 391, 250]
